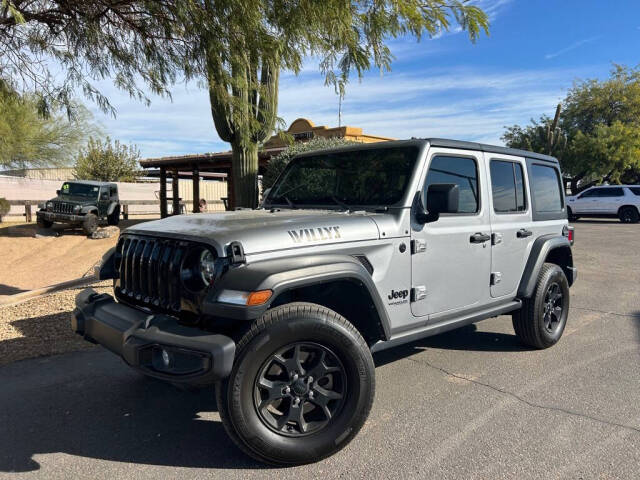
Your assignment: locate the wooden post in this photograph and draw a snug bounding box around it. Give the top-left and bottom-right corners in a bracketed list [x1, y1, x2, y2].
[159, 167, 168, 218]
[192, 167, 200, 213]
[226, 168, 234, 211]
[122, 204, 129, 220]
[172, 170, 180, 215]
[24, 202, 32, 222]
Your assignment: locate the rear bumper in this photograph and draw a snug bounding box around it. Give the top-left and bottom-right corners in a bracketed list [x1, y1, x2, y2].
[37, 210, 84, 223]
[72, 288, 235, 385]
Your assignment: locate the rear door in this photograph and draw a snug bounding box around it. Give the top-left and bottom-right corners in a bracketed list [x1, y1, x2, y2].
[485, 154, 534, 298]
[410, 147, 491, 317]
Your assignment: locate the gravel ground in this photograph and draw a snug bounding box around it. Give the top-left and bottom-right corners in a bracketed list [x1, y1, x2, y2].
[0, 281, 112, 367]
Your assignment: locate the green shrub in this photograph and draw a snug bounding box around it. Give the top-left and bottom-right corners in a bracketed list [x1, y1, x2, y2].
[262, 137, 358, 190]
[74, 137, 141, 182]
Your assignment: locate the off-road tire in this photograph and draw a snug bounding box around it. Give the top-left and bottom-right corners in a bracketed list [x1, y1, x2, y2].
[37, 217, 53, 229]
[216, 302, 375, 466]
[82, 213, 98, 236]
[107, 206, 120, 226]
[513, 263, 569, 349]
[618, 206, 639, 224]
[567, 207, 578, 222]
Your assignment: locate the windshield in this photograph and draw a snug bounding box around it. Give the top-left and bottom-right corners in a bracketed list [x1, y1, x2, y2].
[60, 182, 100, 198]
[267, 146, 419, 208]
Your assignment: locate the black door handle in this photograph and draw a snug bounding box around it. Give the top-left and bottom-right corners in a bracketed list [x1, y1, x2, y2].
[517, 229, 533, 238]
[470, 232, 491, 243]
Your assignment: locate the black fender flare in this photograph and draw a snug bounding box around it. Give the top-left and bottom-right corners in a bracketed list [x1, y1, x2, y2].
[80, 205, 98, 215]
[517, 234, 574, 298]
[202, 254, 391, 339]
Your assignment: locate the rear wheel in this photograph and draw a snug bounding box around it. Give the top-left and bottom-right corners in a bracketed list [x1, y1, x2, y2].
[618, 206, 639, 223]
[107, 206, 120, 226]
[216, 302, 375, 465]
[82, 213, 98, 235]
[513, 263, 569, 349]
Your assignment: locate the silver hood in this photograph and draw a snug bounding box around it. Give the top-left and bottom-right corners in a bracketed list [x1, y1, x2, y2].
[124, 209, 381, 256]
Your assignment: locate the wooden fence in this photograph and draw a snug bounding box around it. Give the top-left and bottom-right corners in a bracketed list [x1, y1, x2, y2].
[5, 199, 227, 222]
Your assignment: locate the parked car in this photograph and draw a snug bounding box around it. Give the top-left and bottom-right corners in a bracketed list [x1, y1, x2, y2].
[37, 180, 121, 235]
[566, 185, 640, 223]
[72, 139, 576, 465]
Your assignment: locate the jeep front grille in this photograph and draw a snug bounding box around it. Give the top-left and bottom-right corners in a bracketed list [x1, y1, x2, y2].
[52, 201, 74, 214]
[115, 235, 189, 312]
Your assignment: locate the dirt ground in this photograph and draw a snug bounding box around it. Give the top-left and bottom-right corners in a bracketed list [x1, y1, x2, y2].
[0, 219, 155, 296]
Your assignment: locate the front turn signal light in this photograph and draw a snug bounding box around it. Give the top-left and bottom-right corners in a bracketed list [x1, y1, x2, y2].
[247, 290, 273, 306]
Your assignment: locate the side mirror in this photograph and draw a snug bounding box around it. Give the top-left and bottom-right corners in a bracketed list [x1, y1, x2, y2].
[56, 190, 61, 195]
[414, 183, 459, 224]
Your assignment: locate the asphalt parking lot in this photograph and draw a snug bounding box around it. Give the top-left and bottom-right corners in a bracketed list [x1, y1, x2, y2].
[1, 220, 639, 479]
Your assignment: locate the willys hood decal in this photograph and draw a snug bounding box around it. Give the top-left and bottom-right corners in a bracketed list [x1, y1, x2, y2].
[124, 209, 380, 255]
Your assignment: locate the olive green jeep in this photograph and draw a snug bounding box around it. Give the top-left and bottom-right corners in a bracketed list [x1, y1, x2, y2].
[36, 180, 121, 235]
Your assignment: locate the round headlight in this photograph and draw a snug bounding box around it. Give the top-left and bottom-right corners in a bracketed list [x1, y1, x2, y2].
[46, 202, 53, 211]
[200, 250, 216, 285]
[74, 205, 81, 213]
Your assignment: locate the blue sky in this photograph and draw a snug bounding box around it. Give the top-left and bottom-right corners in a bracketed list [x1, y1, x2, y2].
[88, 0, 640, 159]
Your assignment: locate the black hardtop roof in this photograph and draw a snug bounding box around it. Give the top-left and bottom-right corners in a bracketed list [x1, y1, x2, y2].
[294, 138, 558, 163]
[63, 180, 117, 187]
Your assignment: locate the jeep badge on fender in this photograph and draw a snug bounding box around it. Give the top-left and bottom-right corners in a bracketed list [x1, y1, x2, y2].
[73, 139, 576, 466]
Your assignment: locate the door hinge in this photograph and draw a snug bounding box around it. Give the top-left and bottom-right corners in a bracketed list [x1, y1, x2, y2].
[411, 286, 427, 302]
[411, 239, 427, 254]
[492, 233, 503, 245]
[490, 272, 502, 286]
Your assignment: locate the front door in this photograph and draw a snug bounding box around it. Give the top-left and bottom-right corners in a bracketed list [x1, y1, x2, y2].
[569, 188, 598, 213]
[410, 148, 492, 317]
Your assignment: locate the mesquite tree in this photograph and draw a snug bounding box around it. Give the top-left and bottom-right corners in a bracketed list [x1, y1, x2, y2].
[187, 1, 489, 208]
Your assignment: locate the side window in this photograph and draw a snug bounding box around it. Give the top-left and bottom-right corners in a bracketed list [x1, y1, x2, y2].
[630, 187, 640, 196]
[489, 160, 526, 213]
[530, 164, 563, 213]
[424, 155, 479, 214]
[110, 186, 117, 196]
[578, 189, 597, 198]
[598, 187, 624, 197]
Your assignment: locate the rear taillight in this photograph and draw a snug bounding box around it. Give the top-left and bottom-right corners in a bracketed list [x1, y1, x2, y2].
[562, 225, 574, 245]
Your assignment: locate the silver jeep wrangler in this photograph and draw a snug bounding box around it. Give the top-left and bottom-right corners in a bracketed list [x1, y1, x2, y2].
[73, 139, 577, 465]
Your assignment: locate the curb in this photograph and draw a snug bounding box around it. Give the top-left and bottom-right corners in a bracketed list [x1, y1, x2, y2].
[0, 275, 100, 307]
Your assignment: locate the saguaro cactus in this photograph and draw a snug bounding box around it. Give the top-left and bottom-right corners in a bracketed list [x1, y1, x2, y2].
[543, 103, 567, 155]
[207, 50, 279, 209]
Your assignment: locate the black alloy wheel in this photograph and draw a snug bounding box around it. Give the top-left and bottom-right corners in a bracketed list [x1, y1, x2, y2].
[542, 282, 564, 334]
[254, 342, 347, 437]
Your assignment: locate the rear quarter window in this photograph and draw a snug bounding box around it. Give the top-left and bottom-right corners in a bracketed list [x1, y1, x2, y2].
[629, 187, 640, 196]
[528, 161, 565, 220]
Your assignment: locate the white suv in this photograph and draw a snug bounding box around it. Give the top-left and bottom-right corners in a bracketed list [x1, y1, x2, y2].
[566, 185, 640, 223]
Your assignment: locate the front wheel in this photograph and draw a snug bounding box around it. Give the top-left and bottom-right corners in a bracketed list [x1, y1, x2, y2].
[37, 216, 53, 229]
[82, 213, 98, 235]
[216, 302, 375, 465]
[512, 263, 570, 349]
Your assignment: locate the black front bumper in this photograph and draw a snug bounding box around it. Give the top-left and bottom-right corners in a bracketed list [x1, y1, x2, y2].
[72, 288, 235, 385]
[37, 210, 84, 223]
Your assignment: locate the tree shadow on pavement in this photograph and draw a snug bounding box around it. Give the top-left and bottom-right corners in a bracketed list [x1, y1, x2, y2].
[373, 323, 531, 368]
[0, 350, 267, 472]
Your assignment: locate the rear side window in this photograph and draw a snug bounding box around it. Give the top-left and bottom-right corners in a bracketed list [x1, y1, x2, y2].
[424, 156, 479, 213]
[630, 187, 640, 196]
[597, 187, 624, 197]
[530, 164, 563, 213]
[490, 160, 526, 213]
